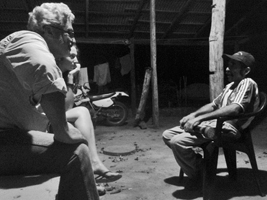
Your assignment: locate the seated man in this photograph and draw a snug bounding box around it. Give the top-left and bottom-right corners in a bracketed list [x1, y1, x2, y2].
[0, 3, 99, 200]
[162, 51, 259, 190]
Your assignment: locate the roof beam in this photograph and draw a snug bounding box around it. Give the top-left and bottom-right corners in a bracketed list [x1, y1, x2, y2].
[76, 23, 132, 27]
[162, 0, 195, 39]
[128, 19, 204, 26]
[76, 37, 236, 46]
[128, 0, 149, 38]
[125, 8, 210, 15]
[128, 19, 171, 25]
[225, 0, 267, 36]
[194, 0, 232, 38]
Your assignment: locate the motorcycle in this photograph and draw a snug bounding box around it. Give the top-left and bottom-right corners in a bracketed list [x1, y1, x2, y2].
[73, 83, 129, 126]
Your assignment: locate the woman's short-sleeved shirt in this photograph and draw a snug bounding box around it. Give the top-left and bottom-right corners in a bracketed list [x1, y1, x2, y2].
[0, 30, 67, 131]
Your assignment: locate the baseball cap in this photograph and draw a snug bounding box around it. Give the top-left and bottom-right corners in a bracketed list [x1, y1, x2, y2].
[224, 51, 255, 68]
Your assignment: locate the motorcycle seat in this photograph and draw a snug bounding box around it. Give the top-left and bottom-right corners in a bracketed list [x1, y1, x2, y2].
[88, 92, 116, 101]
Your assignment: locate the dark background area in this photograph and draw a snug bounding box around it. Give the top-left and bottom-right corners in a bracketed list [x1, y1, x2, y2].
[77, 40, 267, 108]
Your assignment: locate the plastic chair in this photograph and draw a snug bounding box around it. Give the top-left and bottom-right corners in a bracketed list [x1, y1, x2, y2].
[180, 92, 267, 200]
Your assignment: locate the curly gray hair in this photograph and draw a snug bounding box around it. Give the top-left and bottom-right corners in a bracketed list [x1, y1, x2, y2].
[27, 2, 75, 34]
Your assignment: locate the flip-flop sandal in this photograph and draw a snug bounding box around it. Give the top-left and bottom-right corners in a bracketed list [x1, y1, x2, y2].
[95, 171, 122, 183]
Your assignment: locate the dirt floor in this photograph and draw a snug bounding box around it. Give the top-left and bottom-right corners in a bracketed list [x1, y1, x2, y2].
[1, 107, 267, 200]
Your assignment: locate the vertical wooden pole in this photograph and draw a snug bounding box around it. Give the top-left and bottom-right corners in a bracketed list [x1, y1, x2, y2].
[209, 0, 226, 101]
[150, 0, 159, 127]
[130, 41, 137, 116]
[134, 68, 152, 126]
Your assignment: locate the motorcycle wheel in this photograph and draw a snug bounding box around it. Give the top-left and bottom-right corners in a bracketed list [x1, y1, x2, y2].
[105, 101, 128, 126]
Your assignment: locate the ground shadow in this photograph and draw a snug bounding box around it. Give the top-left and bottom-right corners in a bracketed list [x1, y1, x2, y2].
[0, 174, 58, 189]
[164, 176, 203, 199]
[164, 168, 267, 200]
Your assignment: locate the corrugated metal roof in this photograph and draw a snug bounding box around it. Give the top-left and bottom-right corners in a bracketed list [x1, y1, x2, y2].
[0, 0, 266, 45]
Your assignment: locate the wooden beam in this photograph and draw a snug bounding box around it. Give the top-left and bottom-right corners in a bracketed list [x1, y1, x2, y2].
[76, 37, 237, 46]
[209, 0, 226, 101]
[194, 20, 211, 38]
[225, 0, 267, 36]
[0, 8, 26, 11]
[125, 9, 210, 15]
[128, 19, 204, 26]
[125, 8, 178, 14]
[162, 0, 195, 39]
[78, 30, 129, 34]
[77, 23, 132, 27]
[195, 0, 231, 38]
[85, 0, 89, 37]
[150, 0, 159, 127]
[128, 0, 148, 38]
[130, 41, 137, 116]
[128, 19, 171, 25]
[0, 21, 27, 24]
[74, 10, 134, 17]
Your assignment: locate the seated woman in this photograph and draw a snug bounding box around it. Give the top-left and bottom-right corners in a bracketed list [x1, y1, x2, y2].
[57, 45, 122, 183]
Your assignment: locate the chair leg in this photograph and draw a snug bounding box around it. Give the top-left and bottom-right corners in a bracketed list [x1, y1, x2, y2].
[223, 148, 237, 180]
[203, 144, 219, 200]
[246, 143, 266, 197]
[179, 168, 184, 183]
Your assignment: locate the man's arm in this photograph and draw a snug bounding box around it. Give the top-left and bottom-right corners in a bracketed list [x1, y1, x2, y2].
[180, 102, 216, 128]
[40, 91, 87, 144]
[183, 103, 242, 132]
[197, 103, 242, 122]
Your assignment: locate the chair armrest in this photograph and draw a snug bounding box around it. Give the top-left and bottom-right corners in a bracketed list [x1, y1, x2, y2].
[212, 92, 266, 145]
[218, 111, 260, 122]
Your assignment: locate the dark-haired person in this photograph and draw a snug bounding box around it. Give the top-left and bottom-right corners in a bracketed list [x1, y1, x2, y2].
[57, 46, 122, 183]
[162, 51, 259, 191]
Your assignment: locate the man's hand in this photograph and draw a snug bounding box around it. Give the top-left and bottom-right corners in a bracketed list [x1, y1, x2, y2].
[54, 122, 87, 144]
[183, 117, 201, 133]
[41, 92, 87, 144]
[179, 113, 196, 129]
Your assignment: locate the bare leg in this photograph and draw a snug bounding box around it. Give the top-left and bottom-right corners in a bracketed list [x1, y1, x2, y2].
[66, 106, 121, 180]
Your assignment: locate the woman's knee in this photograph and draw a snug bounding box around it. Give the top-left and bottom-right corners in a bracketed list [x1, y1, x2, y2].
[75, 106, 91, 119]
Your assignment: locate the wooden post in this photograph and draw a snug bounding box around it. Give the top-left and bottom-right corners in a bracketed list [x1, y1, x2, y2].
[129, 41, 137, 116]
[134, 68, 152, 126]
[150, 0, 159, 127]
[209, 0, 226, 101]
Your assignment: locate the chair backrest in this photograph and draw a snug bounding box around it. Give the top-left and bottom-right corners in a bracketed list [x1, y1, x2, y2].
[214, 92, 267, 144]
[218, 92, 267, 122]
[255, 92, 267, 116]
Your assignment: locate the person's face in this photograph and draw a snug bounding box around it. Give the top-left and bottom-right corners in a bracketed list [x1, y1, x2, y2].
[57, 45, 77, 72]
[44, 21, 75, 59]
[225, 59, 248, 83]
